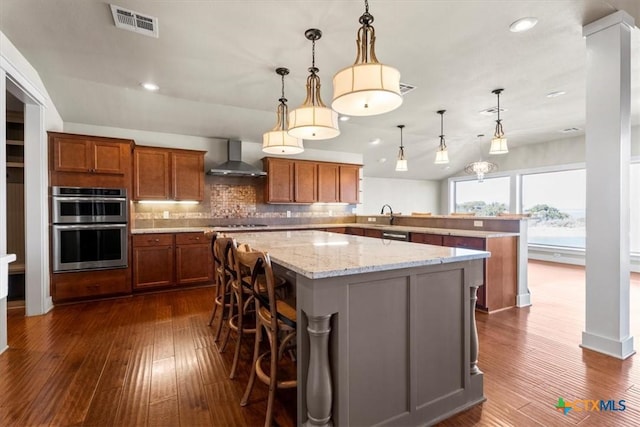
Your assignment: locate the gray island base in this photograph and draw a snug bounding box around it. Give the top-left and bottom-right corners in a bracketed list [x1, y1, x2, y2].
[229, 230, 490, 426]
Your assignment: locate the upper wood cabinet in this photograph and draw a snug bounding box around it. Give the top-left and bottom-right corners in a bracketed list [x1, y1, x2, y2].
[339, 165, 360, 204]
[263, 158, 294, 203]
[264, 157, 361, 204]
[48, 132, 133, 188]
[294, 161, 318, 203]
[318, 163, 339, 203]
[133, 146, 205, 201]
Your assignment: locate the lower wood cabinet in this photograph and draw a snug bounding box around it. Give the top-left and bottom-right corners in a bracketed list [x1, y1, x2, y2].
[133, 232, 212, 290]
[175, 233, 213, 284]
[52, 267, 131, 302]
[133, 234, 175, 289]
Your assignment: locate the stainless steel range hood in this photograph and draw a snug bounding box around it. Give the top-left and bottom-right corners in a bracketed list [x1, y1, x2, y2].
[207, 140, 266, 177]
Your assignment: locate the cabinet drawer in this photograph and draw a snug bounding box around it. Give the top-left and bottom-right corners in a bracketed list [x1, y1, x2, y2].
[410, 233, 443, 245]
[133, 234, 174, 247]
[53, 268, 130, 301]
[442, 236, 485, 250]
[175, 232, 207, 245]
[364, 229, 383, 238]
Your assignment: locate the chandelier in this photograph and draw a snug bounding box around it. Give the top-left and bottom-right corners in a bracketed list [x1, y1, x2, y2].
[395, 125, 407, 171]
[262, 67, 304, 154]
[489, 88, 508, 155]
[464, 160, 496, 183]
[331, 0, 402, 116]
[434, 110, 449, 164]
[288, 29, 340, 140]
[464, 134, 497, 182]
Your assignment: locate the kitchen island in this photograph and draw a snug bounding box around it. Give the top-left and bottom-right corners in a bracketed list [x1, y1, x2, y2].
[228, 230, 489, 427]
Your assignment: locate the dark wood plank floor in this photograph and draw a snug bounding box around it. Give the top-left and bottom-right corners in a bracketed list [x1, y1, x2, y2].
[2, 261, 640, 426]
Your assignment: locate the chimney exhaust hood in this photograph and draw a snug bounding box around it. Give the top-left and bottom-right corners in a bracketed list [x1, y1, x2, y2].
[207, 140, 267, 177]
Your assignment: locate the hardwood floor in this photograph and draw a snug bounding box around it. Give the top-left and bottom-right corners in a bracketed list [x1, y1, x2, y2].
[2, 261, 640, 426]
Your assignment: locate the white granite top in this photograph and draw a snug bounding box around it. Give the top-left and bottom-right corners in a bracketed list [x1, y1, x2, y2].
[226, 230, 489, 279]
[131, 223, 517, 238]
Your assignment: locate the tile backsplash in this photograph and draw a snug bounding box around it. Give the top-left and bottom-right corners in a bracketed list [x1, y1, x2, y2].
[133, 176, 355, 228]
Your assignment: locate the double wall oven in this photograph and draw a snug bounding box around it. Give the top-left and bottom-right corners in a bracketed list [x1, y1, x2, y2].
[52, 186, 128, 272]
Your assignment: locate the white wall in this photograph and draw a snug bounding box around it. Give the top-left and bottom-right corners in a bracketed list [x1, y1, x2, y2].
[361, 177, 440, 215]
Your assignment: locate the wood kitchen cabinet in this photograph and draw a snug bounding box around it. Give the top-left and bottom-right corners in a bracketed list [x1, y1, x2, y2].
[52, 268, 131, 302]
[176, 233, 213, 284]
[410, 233, 443, 246]
[339, 164, 360, 204]
[133, 232, 213, 290]
[294, 161, 318, 203]
[133, 146, 205, 201]
[48, 132, 133, 188]
[318, 163, 339, 202]
[132, 234, 175, 289]
[263, 157, 294, 203]
[264, 157, 361, 204]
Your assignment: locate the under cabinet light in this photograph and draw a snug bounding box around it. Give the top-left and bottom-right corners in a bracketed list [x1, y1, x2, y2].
[138, 200, 199, 205]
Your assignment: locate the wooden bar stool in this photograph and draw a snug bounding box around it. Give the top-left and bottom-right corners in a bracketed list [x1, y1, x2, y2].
[220, 243, 288, 380]
[209, 236, 236, 343]
[239, 250, 296, 427]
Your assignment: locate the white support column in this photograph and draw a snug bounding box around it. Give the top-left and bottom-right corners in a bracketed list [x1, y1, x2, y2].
[581, 11, 635, 359]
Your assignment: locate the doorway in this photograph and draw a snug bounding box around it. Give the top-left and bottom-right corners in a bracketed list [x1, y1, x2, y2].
[5, 91, 25, 308]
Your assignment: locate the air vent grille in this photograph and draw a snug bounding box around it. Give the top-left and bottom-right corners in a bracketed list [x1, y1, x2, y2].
[110, 4, 159, 38]
[479, 107, 507, 116]
[399, 83, 417, 95]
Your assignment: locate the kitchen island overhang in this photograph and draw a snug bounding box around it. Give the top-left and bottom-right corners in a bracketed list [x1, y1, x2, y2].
[225, 230, 490, 426]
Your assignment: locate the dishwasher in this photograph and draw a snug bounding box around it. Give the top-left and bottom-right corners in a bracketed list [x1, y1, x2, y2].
[381, 230, 410, 241]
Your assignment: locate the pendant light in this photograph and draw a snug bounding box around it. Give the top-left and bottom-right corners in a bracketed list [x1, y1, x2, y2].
[332, 0, 402, 116]
[489, 88, 508, 155]
[263, 67, 304, 154]
[434, 110, 449, 164]
[395, 125, 408, 171]
[288, 29, 340, 140]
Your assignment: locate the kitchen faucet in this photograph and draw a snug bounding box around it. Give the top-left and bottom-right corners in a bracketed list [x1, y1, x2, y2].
[380, 204, 395, 225]
[380, 204, 394, 215]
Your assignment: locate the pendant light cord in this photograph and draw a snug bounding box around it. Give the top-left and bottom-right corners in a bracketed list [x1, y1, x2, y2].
[439, 111, 447, 149]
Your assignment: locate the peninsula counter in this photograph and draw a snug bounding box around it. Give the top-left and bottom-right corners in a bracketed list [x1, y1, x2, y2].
[229, 230, 490, 426]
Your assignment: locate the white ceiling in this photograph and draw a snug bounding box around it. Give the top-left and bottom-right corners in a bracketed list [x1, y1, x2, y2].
[1, 0, 639, 180]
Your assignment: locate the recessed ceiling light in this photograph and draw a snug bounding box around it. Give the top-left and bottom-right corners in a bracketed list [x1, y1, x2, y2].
[546, 90, 566, 98]
[339, 115, 350, 122]
[370, 138, 381, 145]
[141, 82, 159, 91]
[378, 157, 387, 163]
[509, 17, 538, 33]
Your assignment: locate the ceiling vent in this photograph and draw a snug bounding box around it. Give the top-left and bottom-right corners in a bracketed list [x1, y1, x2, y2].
[479, 107, 507, 116]
[399, 83, 417, 95]
[110, 4, 159, 38]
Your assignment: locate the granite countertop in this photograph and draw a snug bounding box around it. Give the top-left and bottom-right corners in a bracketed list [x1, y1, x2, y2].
[226, 230, 489, 279]
[131, 223, 517, 238]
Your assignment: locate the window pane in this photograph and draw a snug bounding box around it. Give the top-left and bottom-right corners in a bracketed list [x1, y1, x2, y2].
[631, 163, 640, 254]
[522, 169, 585, 248]
[455, 177, 510, 216]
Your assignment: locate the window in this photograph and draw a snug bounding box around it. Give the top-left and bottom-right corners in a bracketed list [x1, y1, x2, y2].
[522, 169, 585, 248]
[454, 176, 510, 216]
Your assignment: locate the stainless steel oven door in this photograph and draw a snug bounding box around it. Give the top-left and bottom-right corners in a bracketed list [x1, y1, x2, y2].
[52, 224, 128, 272]
[52, 196, 128, 224]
